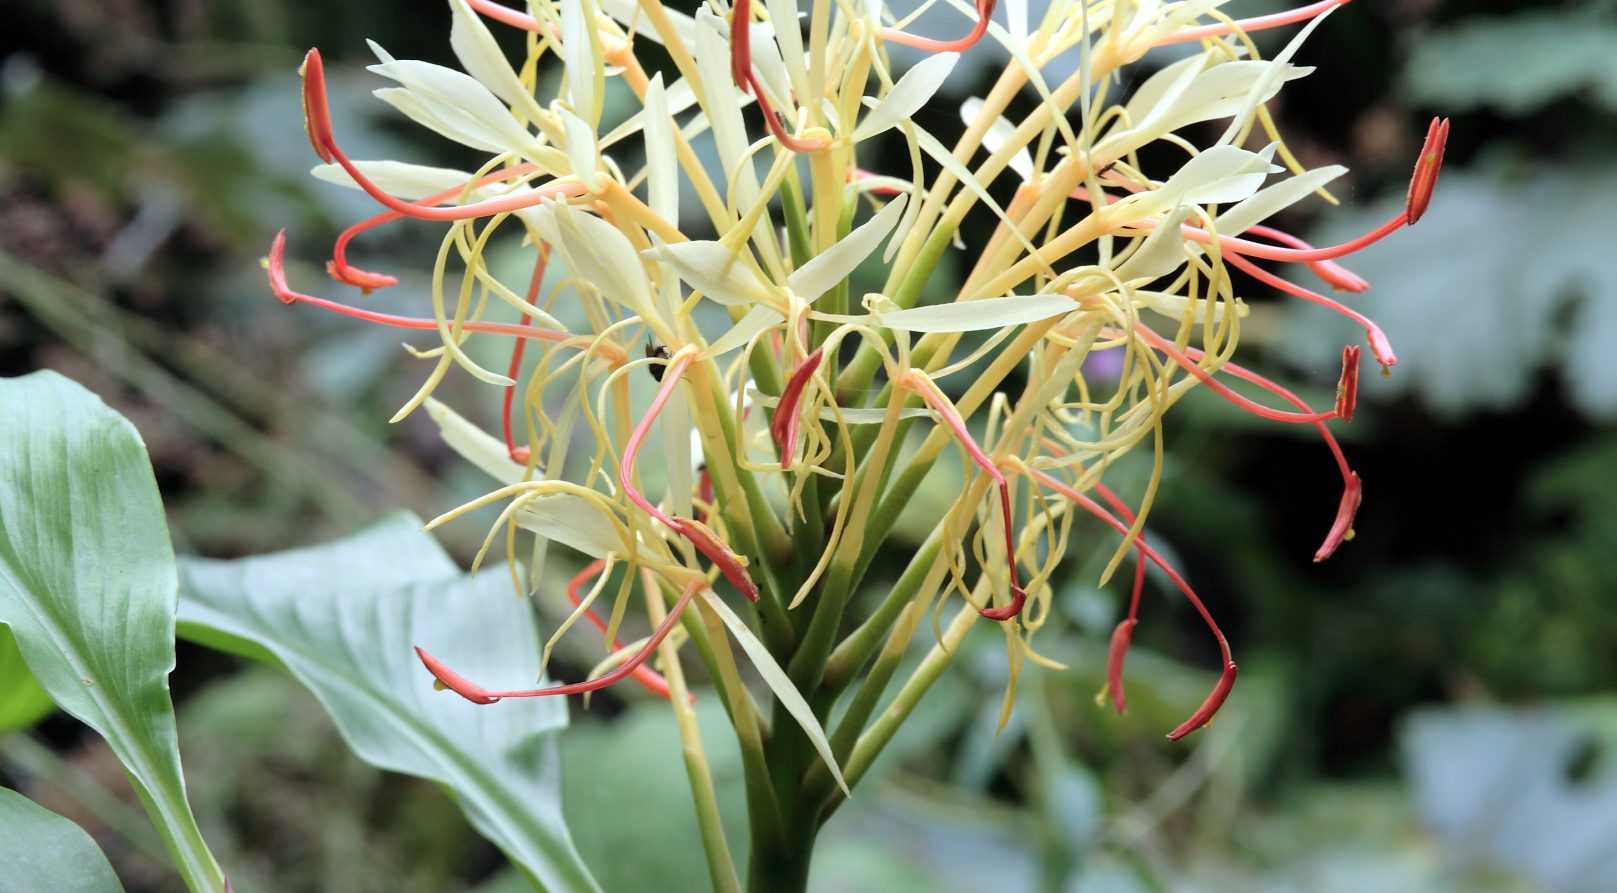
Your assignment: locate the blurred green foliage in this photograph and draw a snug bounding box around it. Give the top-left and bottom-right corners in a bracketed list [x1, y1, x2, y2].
[3, 0, 1616, 891]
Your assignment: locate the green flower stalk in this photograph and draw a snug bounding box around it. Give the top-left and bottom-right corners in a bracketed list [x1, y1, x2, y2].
[266, 0, 1446, 887]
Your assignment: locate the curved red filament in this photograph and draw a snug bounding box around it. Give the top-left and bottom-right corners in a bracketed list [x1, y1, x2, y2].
[1024, 467, 1235, 739]
[564, 560, 687, 702]
[881, 0, 996, 53]
[771, 349, 824, 468]
[415, 580, 702, 702]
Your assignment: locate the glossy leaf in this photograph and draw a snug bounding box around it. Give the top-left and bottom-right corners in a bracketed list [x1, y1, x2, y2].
[0, 371, 226, 892]
[0, 787, 126, 893]
[177, 515, 602, 893]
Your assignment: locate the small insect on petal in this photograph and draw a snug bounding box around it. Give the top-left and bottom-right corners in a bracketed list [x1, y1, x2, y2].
[1335, 345, 1361, 422]
[1406, 117, 1450, 225]
[1166, 661, 1238, 741]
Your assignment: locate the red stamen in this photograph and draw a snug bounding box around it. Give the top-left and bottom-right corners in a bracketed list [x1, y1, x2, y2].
[266, 230, 595, 348]
[1067, 186, 1372, 291]
[695, 464, 714, 524]
[1131, 324, 1339, 423]
[1151, 209, 1408, 265]
[770, 349, 823, 467]
[415, 579, 702, 702]
[673, 517, 759, 602]
[1221, 250, 1396, 370]
[300, 48, 587, 220]
[1335, 345, 1360, 422]
[852, 168, 908, 197]
[1315, 471, 1362, 563]
[327, 163, 541, 292]
[1406, 117, 1449, 225]
[1168, 339, 1362, 562]
[730, 0, 753, 90]
[502, 244, 551, 463]
[1024, 466, 1235, 738]
[1105, 619, 1136, 715]
[746, 72, 826, 153]
[621, 351, 695, 529]
[881, 0, 996, 53]
[1154, 0, 1352, 48]
[905, 372, 1026, 621]
[564, 560, 688, 702]
[465, 0, 549, 33]
[620, 350, 760, 601]
[1243, 224, 1369, 293]
[1167, 661, 1238, 741]
[1093, 481, 1147, 715]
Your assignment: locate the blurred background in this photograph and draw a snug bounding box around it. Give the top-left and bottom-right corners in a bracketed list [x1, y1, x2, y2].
[3, 0, 1615, 890]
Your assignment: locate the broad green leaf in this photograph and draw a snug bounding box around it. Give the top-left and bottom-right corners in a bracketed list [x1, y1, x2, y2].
[873, 294, 1076, 333]
[0, 787, 126, 893]
[0, 627, 54, 733]
[1403, 14, 1617, 115]
[0, 371, 226, 893]
[177, 516, 602, 893]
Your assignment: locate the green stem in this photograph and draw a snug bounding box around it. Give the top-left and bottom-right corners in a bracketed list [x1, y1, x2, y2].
[645, 575, 741, 893]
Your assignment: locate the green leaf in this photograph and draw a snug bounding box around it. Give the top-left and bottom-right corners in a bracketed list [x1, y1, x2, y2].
[0, 627, 54, 733]
[177, 515, 602, 893]
[0, 787, 126, 893]
[0, 371, 226, 892]
[1403, 13, 1617, 115]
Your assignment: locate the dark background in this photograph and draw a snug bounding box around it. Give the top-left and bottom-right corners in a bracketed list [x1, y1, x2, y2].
[3, 0, 1615, 890]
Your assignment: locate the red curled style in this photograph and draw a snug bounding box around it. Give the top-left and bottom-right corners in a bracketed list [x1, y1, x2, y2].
[771, 349, 824, 467]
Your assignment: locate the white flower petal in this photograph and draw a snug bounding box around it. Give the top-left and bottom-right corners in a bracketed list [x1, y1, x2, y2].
[646, 241, 776, 308]
[549, 204, 655, 317]
[706, 305, 784, 356]
[516, 494, 624, 558]
[1215, 165, 1348, 236]
[425, 398, 523, 485]
[448, 0, 546, 123]
[560, 108, 599, 191]
[1150, 144, 1280, 209]
[961, 97, 1033, 181]
[873, 294, 1076, 333]
[786, 196, 907, 301]
[854, 53, 959, 142]
[1114, 206, 1192, 283]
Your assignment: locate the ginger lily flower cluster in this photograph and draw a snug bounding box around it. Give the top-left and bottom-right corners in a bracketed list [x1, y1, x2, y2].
[268, 0, 1444, 779]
